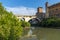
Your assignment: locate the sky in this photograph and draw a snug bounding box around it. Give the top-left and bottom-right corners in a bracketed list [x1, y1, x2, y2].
[0, 0, 60, 15]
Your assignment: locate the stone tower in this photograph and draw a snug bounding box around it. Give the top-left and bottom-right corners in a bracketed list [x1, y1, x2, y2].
[36, 7, 45, 19]
[37, 7, 43, 13]
[45, 2, 49, 18]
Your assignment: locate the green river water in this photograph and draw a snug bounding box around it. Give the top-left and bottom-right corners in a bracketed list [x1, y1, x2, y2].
[22, 27, 60, 40]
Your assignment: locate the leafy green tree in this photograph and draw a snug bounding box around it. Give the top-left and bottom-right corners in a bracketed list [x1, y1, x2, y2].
[40, 17, 60, 27]
[21, 21, 30, 27]
[0, 3, 23, 40]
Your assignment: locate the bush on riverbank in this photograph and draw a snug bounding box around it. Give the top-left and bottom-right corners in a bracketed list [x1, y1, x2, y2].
[21, 21, 30, 27]
[0, 3, 23, 40]
[21, 21, 30, 36]
[40, 17, 60, 28]
[0, 3, 30, 40]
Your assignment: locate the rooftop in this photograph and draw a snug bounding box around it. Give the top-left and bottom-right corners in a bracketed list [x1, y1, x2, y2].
[48, 2, 60, 8]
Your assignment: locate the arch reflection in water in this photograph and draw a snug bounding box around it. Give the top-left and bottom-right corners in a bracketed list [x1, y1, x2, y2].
[27, 27, 35, 36]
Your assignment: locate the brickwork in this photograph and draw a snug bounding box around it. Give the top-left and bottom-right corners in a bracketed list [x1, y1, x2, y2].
[48, 3, 60, 18]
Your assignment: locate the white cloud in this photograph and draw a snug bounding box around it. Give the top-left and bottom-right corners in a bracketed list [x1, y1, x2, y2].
[5, 6, 37, 16]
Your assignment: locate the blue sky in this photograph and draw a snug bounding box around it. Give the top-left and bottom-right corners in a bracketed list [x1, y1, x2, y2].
[0, 0, 60, 15]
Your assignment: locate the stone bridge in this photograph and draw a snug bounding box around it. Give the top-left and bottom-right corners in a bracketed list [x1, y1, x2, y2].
[17, 15, 36, 22]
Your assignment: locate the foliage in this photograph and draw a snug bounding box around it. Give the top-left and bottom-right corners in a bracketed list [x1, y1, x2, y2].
[21, 21, 30, 36]
[21, 21, 30, 27]
[40, 17, 60, 27]
[0, 3, 23, 40]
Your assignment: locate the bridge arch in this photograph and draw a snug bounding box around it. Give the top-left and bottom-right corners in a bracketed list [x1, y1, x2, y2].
[17, 15, 36, 22]
[28, 18, 41, 26]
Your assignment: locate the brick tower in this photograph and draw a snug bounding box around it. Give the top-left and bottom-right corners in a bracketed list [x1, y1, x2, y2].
[37, 7, 43, 13]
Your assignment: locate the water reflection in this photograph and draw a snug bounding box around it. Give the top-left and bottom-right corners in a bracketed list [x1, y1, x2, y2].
[27, 27, 35, 36]
[23, 27, 60, 40]
[27, 29, 33, 36]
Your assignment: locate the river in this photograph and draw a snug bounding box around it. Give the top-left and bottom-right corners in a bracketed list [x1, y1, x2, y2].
[21, 27, 60, 40]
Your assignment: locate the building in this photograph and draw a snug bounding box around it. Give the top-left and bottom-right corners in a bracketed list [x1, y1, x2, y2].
[47, 2, 60, 18]
[36, 7, 45, 19]
[36, 2, 60, 18]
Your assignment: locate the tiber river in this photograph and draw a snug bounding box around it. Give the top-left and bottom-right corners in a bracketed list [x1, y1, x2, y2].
[21, 27, 60, 40]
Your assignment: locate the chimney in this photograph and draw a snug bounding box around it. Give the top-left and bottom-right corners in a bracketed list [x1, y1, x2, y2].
[45, 2, 49, 18]
[37, 7, 43, 13]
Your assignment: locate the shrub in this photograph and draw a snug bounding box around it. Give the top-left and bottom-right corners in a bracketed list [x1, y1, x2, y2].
[40, 17, 60, 28]
[0, 3, 23, 40]
[21, 21, 30, 27]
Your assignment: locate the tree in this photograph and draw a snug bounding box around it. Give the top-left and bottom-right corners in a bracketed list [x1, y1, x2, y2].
[40, 17, 60, 28]
[0, 3, 23, 40]
[21, 21, 30, 27]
